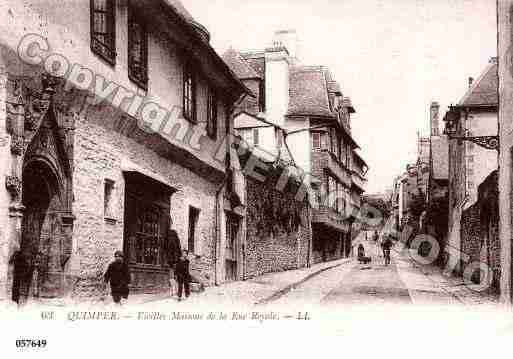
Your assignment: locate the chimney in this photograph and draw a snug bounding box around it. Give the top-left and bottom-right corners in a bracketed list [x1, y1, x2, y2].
[272, 29, 300, 64]
[430, 101, 440, 137]
[468, 77, 474, 88]
[265, 44, 290, 127]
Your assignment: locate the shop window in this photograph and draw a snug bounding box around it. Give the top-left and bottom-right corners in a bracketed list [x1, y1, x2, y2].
[123, 174, 172, 268]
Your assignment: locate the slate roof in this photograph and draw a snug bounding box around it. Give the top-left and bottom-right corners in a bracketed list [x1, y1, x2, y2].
[240, 52, 266, 78]
[222, 48, 261, 79]
[287, 66, 335, 118]
[431, 136, 449, 180]
[459, 59, 498, 108]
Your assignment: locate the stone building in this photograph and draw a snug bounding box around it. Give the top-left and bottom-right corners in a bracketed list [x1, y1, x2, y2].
[0, 0, 249, 303]
[497, 0, 513, 303]
[223, 31, 367, 265]
[444, 59, 498, 276]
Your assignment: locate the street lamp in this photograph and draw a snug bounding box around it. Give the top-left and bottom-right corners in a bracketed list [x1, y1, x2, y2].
[443, 105, 499, 151]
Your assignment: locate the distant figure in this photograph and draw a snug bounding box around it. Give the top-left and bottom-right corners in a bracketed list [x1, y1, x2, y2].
[382, 236, 394, 266]
[357, 243, 365, 258]
[104, 250, 130, 305]
[175, 249, 191, 301]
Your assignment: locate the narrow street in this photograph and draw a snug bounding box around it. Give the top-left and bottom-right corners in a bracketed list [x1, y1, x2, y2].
[270, 240, 464, 308]
[133, 236, 498, 310]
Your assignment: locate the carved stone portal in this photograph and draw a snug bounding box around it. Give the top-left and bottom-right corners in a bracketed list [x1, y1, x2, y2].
[6, 74, 75, 300]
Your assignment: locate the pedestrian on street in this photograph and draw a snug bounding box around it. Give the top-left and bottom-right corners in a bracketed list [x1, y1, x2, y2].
[166, 221, 182, 297]
[357, 243, 365, 258]
[104, 250, 130, 305]
[382, 236, 393, 266]
[175, 249, 191, 301]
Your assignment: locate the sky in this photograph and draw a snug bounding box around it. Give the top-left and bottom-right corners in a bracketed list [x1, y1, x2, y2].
[184, 0, 497, 194]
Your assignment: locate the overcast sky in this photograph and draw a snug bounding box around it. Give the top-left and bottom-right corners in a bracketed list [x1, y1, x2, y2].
[185, 0, 497, 194]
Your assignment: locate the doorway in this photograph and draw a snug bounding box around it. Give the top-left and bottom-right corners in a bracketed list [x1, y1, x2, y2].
[14, 160, 62, 302]
[225, 213, 240, 282]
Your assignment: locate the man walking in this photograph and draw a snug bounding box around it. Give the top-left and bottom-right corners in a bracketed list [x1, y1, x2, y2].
[382, 236, 393, 266]
[175, 249, 191, 301]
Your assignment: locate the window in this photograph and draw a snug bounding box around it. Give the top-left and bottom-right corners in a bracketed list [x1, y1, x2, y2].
[258, 81, 266, 112]
[188, 206, 200, 253]
[104, 179, 115, 219]
[183, 60, 196, 123]
[276, 129, 283, 149]
[253, 128, 260, 146]
[90, 0, 116, 64]
[346, 145, 352, 169]
[312, 132, 321, 150]
[207, 87, 217, 139]
[330, 128, 338, 155]
[128, 5, 148, 89]
[124, 179, 170, 270]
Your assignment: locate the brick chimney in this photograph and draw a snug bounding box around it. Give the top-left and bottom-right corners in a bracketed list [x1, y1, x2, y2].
[430, 101, 440, 136]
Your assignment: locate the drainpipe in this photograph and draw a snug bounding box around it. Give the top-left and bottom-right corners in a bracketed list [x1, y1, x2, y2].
[214, 174, 228, 286]
[213, 93, 249, 286]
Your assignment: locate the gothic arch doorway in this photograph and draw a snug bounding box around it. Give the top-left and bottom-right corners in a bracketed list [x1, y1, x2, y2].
[15, 159, 63, 302]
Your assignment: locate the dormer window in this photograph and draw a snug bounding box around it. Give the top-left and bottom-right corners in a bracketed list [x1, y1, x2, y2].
[90, 0, 116, 65]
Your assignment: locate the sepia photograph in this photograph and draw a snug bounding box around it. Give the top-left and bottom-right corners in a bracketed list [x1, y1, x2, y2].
[0, 0, 511, 357]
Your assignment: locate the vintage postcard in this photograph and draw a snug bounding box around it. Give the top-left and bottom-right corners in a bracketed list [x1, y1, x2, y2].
[0, 0, 512, 357]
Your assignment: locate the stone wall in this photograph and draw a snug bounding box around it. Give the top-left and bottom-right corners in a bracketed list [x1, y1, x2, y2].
[460, 204, 481, 268]
[244, 176, 311, 279]
[460, 171, 500, 292]
[70, 111, 220, 297]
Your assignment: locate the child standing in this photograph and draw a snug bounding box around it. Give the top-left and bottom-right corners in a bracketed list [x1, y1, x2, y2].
[175, 249, 190, 301]
[104, 250, 130, 305]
